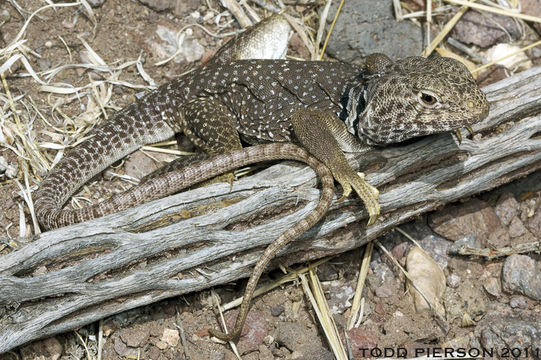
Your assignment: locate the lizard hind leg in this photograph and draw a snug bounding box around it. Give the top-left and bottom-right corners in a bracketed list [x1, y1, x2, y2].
[165, 99, 244, 188]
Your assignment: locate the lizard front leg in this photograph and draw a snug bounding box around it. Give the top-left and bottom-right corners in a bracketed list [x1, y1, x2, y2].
[291, 108, 380, 225]
[142, 99, 244, 186]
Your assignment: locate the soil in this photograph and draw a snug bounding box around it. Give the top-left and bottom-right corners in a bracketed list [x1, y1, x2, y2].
[0, 1, 540, 359]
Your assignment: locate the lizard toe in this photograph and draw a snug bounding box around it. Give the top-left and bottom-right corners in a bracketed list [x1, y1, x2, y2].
[348, 173, 380, 225]
[337, 182, 352, 202]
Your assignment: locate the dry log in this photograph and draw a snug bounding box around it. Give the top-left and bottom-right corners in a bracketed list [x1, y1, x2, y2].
[0, 66, 540, 353]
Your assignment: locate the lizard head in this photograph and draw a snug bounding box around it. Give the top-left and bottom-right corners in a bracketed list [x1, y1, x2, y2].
[357, 54, 489, 146]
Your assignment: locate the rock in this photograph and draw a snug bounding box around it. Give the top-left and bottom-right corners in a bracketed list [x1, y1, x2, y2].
[502, 254, 541, 300]
[324, 280, 355, 314]
[124, 151, 161, 179]
[521, 0, 541, 33]
[486, 227, 511, 249]
[148, 320, 164, 337]
[258, 344, 274, 360]
[346, 328, 379, 359]
[37, 58, 51, 71]
[274, 322, 332, 359]
[508, 216, 528, 238]
[446, 273, 461, 289]
[270, 305, 284, 317]
[451, 10, 521, 48]
[509, 296, 527, 309]
[223, 310, 267, 354]
[139, 0, 175, 12]
[87, 0, 106, 7]
[448, 233, 481, 256]
[476, 311, 541, 352]
[367, 261, 397, 299]
[119, 324, 150, 347]
[406, 247, 446, 318]
[161, 328, 180, 347]
[19, 338, 62, 360]
[418, 234, 451, 269]
[173, 0, 200, 17]
[375, 280, 396, 298]
[526, 206, 541, 238]
[155, 340, 168, 350]
[113, 336, 133, 357]
[483, 277, 501, 298]
[495, 193, 519, 226]
[324, 0, 422, 62]
[146, 346, 162, 360]
[0, 9, 10, 22]
[429, 199, 510, 247]
[368, 262, 394, 286]
[391, 241, 409, 265]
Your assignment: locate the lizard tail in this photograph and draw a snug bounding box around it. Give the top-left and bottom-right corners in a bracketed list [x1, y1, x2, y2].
[34, 87, 178, 230]
[207, 143, 335, 342]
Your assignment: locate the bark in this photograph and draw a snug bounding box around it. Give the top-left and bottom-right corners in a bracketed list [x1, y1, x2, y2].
[1, 66, 540, 353]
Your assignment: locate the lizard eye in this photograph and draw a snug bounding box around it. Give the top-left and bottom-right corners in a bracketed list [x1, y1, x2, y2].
[419, 92, 439, 107]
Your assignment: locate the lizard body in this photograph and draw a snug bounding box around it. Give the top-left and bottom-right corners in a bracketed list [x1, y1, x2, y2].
[34, 52, 489, 342]
[35, 56, 488, 230]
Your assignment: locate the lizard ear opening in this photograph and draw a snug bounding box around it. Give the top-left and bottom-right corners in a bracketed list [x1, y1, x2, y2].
[418, 91, 439, 107]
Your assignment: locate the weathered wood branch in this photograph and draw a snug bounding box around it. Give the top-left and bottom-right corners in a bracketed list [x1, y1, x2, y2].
[1, 66, 541, 352]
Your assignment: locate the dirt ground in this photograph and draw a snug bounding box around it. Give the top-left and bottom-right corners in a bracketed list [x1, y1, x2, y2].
[1, 0, 540, 359]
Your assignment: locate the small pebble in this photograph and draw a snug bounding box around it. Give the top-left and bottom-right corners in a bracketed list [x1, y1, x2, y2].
[62, 19, 74, 29]
[270, 305, 284, 317]
[406, 247, 446, 317]
[502, 254, 541, 300]
[447, 273, 461, 289]
[45, 41, 53, 48]
[161, 328, 179, 347]
[0, 9, 10, 22]
[483, 277, 501, 297]
[509, 296, 527, 309]
[375, 280, 395, 298]
[87, 0, 107, 7]
[155, 340, 167, 350]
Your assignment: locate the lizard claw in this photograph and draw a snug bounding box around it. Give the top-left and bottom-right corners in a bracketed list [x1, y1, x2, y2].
[336, 171, 380, 226]
[226, 172, 235, 191]
[355, 172, 380, 224]
[337, 183, 352, 202]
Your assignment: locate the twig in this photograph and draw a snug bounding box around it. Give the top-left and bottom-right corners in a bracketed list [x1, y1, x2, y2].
[449, 241, 541, 260]
[220, 0, 253, 28]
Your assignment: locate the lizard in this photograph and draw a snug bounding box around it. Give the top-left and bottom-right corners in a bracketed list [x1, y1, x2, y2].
[33, 28, 490, 341]
[34, 55, 489, 230]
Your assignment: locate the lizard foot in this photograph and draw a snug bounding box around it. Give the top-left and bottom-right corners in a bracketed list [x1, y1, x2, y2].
[336, 171, 380, 225]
